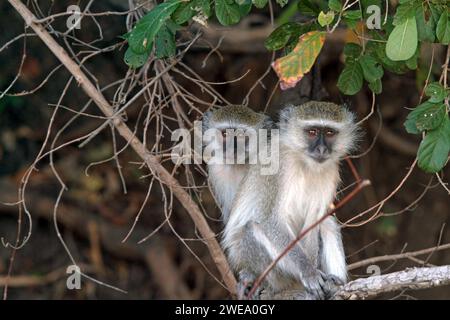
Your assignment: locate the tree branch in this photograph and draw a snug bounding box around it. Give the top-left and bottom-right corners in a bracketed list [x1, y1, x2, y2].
[7, 0, 236, 295]
[348, 243, 450, 270]
[261, 265, 450, 300]
[335, 265, 450, 300]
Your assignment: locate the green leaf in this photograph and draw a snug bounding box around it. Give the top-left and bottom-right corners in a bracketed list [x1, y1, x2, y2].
[404, 117, 420, 135]
[425, 82, 448, 103]
[344, 17, 358, 29]
[172, 1, 195, 24]
[172, 0, 211, 24]
[436, 11, 450, 45]
[128, 0, 181, 54]
[343, 10, 362, 20]
[252, 0, 268, 8]
[155, 22, 177, 58]
[337, 60, 364, 95]
[328, 0, 342, 12]
[359, 54, 384, 83]
[386, 16, 418, 61]
[428, 3, 443, 24]
[318, 11, 335, 27]
[298, 0, 320, 16]
[416, 6, 436, 42]
[215, 0, 241, 25]
[124, 47, 150, 68]
[276, 0, 288, 8]
[416, 103, 446, 132]
[404, 101, 445, 134]
[343, 43, 362, 60]
[264, 22, 303, 51]
[367, 39, 409, 74]
[417, 117, 450, 173]
[200, 0, 212, 16]
[343, 10, 362, 29]
[405, 48, 418, 70]
[393, 0, 420, 26]
[121, 32, 131, 40]
[238, 0, 252, 16]
[368, 78, 382, 94]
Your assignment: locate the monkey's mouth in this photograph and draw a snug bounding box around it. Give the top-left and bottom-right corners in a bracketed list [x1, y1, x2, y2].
[309, 154, 329, 163]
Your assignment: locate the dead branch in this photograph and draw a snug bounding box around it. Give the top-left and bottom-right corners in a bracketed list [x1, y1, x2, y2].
[335, 265, 450, 300]
[261, 265, 450, 300]
[0, 265, 92, 287]
[348, 243, 450, 270]
[7, 0, 236, 295]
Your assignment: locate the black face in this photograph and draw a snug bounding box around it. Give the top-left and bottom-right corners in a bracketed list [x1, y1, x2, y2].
[304, 126, 338, 163]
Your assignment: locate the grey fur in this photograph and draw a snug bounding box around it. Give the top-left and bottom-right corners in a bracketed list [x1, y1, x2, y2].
[203, 105, 273, 223]
[223, 101, 358, 299]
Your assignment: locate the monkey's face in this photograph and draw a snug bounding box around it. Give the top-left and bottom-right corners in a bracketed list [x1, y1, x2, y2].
[303, 126, 338, 163]
[280, 119, 351, 168]
[203, 125, 257, 165]
[279, 103, 360, 168]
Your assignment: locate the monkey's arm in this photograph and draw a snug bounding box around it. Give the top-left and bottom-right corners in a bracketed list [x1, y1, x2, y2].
[241, 219, 329, 299]
[319, 216, 347, 283]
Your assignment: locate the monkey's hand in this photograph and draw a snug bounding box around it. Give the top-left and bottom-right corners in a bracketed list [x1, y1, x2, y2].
[322, 274, 345, 299]
[237, 272, 261, 300]
[301, 270, 330, 300]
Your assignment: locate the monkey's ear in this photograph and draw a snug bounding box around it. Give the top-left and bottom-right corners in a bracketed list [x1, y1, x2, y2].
[279, 104, 295, 124]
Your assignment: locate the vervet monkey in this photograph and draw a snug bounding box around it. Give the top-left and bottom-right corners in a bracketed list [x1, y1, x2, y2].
[223, 101, 359, 299]
[202, 106, 273, 223]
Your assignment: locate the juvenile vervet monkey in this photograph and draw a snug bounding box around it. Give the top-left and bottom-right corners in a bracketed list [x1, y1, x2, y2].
[202, 106, 273, 223]
[223, 101, 359, 299]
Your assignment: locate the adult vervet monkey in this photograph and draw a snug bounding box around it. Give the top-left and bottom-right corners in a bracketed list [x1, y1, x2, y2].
[202, 105, 273, 223]
[223, 101, 359, 299]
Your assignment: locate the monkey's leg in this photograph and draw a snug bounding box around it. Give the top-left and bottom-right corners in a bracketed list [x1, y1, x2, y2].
[319, 216, 347, 298]
[250, 220, 329, 300]
[236, 222, 275, 300]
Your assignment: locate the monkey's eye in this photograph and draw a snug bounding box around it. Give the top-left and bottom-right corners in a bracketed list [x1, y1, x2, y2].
[307, 129, 318, 137]
[325, 129, 336, 137]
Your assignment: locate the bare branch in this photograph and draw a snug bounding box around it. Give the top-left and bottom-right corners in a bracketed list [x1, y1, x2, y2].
[262, 266, 450, 300]
[348, 243, 450, 270]
[335, 265, 450, 300]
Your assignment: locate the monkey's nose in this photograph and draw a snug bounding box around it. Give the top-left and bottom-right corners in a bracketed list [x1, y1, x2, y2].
[317, 145, 328, 156]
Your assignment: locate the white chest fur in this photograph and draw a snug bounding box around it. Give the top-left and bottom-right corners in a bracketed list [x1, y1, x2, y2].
[208, 164, 246, 221]
[277, 157, 339, 234]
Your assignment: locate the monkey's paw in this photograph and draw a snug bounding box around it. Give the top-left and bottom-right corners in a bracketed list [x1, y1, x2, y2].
[302, 270, 329, 300]
[322, 274, 345, 299]
[237, 273, 261, 300]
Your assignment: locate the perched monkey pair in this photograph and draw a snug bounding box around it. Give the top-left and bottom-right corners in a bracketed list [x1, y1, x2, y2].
[203, 102, 359, 300]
